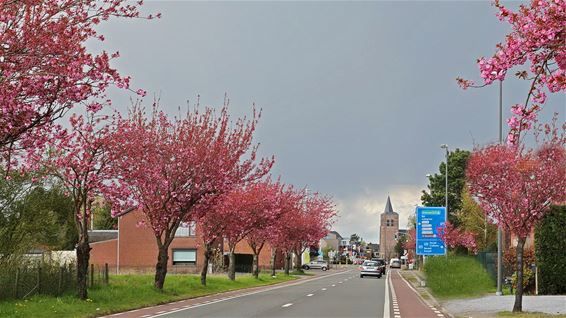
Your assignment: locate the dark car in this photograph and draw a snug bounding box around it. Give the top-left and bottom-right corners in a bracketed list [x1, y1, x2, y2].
[371, 258, 387, 275]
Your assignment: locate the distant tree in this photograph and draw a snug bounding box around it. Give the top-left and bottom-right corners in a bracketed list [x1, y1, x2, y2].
[350, 233, 361, 244]
[0, 173, 75, 262]
[394, 235, 407, 258]
[421, 149, 470, 225]
[455, 187, 497, 251]
[92, 200, 116, 230]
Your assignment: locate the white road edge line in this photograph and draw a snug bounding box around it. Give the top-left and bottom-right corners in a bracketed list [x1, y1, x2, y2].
[282, 303, 293, 308]
[383, 271, 393, 318]
[143, 269, 354, 318]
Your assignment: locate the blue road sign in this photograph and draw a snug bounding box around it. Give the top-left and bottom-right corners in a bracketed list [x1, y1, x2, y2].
[416, 206, 446, 256]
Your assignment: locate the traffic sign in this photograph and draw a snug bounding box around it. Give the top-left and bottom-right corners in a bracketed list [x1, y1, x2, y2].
[416, 206, 446, 256]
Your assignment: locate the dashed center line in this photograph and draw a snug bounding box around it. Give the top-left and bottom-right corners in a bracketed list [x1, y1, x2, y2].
[282, 303, 293, 308]
[321, 288, 327, 291]
[306, 293, 314, 297]
[331, 284, 336, 287]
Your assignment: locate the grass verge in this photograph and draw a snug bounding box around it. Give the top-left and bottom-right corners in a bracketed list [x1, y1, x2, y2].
[498, 311, 566, 317]
[0, 273, 297, 318]
[423, 255, 495, 299]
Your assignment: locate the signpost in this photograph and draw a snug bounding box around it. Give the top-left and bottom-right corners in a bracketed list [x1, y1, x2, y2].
[416, 206, 446, 256]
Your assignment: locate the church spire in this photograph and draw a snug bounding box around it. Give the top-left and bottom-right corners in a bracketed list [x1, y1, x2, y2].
[384, 196, 394, 214]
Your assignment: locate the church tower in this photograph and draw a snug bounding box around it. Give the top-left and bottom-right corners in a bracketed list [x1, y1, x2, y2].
[379, 196, 399, 262]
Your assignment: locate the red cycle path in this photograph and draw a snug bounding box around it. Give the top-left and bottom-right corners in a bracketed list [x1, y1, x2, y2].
[389, 270, 447, 318]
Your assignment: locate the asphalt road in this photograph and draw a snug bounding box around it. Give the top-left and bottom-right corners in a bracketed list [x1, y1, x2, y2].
[153, 269, 386, 318]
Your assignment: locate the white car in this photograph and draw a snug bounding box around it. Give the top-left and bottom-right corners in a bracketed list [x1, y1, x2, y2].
[359, 261, 382, 278]
[389, 258, 401, 268]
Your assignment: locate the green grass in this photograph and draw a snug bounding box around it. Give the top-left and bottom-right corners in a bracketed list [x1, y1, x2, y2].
[0, 273, 297, 318]
[423, 255, 495, 299]
[498, 311, 566, 317]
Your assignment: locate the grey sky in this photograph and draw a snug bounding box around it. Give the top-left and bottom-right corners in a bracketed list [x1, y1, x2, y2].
[98, 1, 565, 243]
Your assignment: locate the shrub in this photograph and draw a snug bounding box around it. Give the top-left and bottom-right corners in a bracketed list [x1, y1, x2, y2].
[503, 246, 536, 294]
[535, 205, 566, 295]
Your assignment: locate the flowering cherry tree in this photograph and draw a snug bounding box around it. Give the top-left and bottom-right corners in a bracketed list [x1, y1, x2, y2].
[213, 179, 281, 281]
[105, 102, 273, 290]
[457, 0, 565, 144]
[437, 221, 478, 254]
[269, 189, 336, 274]
[467, 143, 566, 312]
[26, 113, 114, 299]
[0, 1, 154, 163]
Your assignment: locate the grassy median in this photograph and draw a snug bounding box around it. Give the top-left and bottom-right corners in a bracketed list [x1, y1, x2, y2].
[0, 273, 297, 318]
[423, 255, 495, 299]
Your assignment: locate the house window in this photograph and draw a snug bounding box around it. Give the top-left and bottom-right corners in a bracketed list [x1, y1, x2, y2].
[386, 220, 391, 227]
[172, 249, 197, 265]
[175, 221, 196, 237]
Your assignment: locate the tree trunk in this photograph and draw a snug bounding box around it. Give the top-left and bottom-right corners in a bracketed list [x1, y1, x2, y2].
[76, 238, 91, 300]
[270, 248, 277, 277]
[200, 244, 212, 286]
[284, 252, 290, 275]
[294, 249, 303, 272]
[228, 249, 236, 281]
[154, 244, 169, 290]
[251, 242, 264, 279]
[513, 237, 526, 312]
[252, 253, 260, 279]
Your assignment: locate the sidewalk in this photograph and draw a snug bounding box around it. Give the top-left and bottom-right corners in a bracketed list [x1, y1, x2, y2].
[389, 270, 449, 318]
[443, 295, 566, 317]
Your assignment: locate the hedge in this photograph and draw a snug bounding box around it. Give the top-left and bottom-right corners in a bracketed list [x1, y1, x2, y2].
[535, 205, 566, 295]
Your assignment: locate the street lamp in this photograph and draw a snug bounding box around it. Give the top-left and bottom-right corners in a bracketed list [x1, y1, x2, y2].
[440, 144, 449, 213]
[496, 77, 504, 296]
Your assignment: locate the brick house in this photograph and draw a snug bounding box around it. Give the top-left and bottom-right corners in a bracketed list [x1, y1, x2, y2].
[90, 209, 283, 274]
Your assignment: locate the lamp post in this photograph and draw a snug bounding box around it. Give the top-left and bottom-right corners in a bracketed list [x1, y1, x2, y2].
[496, 79, 503, 296]
[440, 144, 449, 213]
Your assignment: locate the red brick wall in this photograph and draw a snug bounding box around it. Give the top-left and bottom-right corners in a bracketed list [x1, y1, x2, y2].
[90, 209, 284, 273]
[90, 239, 117, 268]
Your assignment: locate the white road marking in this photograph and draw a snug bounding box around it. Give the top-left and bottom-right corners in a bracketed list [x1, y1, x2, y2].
[306, 293, 314, 297]
[331, 284, 336, 287]
[321, 288, 327, 291]
[282, 303, 293, 308]
[141, 315, 151, 318]
[145, 269, 354, 318]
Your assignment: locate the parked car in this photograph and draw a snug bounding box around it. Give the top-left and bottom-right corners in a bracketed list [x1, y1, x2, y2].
[359, 260, 382, 278]
[371, 258, 387, 275]
[302, 260, 329, 271]
[389, 258, 401, 268]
